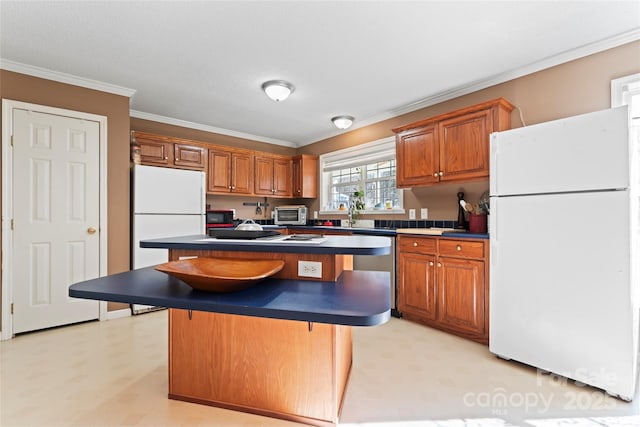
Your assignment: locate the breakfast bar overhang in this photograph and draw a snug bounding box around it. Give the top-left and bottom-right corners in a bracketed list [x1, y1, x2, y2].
[69, 234, 391, 427]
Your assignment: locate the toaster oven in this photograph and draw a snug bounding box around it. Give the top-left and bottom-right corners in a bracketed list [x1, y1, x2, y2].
[274, 205, 308, 225]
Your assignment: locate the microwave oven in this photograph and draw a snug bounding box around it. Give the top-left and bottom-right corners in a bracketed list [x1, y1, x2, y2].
[274, 205, 308, 225]
[206, 209, 235, 228]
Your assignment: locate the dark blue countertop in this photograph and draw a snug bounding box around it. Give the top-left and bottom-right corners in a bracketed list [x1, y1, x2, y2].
[283, 225, 489, 239]
[69, 267, 391, 327]
[141, 234, 392, 254]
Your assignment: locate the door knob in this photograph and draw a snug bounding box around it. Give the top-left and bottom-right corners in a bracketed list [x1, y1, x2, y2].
[87, 227, 97, 235]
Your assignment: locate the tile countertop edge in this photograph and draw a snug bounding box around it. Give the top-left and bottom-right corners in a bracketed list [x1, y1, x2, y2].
[283, 225, 489, 239]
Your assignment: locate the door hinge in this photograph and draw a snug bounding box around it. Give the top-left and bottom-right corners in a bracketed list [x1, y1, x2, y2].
[11, 219, 14, 230]
[10, 134, 14, 147]
[10, 303, 14, 315]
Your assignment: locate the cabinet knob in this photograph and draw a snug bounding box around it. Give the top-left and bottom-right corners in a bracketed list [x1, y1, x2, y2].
[433, 172, 439, 177]
[429, 261, 434, 266]
[164, 156, 168, 160]
[231, 186, 235, 190]
[456, 245, 462, 251]
[413, 242, 418, 247]
[437, 262, 442, 267]
[176, 158, 180, 161]
[439, 171, 443, 176]
[228, 186, 232, 190]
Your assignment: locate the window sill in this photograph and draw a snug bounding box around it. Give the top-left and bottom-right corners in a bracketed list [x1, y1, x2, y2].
[319, 209, 405, 215]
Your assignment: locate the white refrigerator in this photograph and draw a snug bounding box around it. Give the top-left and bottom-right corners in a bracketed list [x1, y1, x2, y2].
[489, 105, 639, 401]
[131, 164, 205, 314]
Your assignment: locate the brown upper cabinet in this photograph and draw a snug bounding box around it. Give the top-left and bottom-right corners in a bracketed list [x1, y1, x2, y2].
[134, 131, 206, 171]
[392, 98, 514, 187]
[292, 154, 319, 198]
[174, 144, 207, 170]
[254, 155, 292, 197]
[208, 149, 253, 195]
[132, 131, 319, 199]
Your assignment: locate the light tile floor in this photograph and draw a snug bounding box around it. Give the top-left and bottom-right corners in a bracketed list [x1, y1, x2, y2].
[1, 311, 638, 426]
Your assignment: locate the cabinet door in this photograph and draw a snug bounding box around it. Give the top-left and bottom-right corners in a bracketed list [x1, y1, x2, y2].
[438, 109, 492, 182]
[254, 156, 274, 196]
[396, 124, 439, 187]
[437, 257, 485, 336]
[208, 150, 232, 193]
[231, 152, 253, 194]
[273, 158, 292, 197]
[138, 137, 172, 166]
[174, 144, 206, 170]
[292, 155, 318, 198]
[292, 157, 302, 197]
[398, 252, 437, 320]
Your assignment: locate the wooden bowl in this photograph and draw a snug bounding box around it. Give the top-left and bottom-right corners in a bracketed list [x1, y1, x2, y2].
[155, 258, 285, 293]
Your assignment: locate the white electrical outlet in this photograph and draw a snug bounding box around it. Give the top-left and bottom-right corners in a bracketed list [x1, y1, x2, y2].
[298, 261, 322, 278]
[421, 208, 428, 219]
[409, 209, 416, 220]
[313, 211, 318, 219]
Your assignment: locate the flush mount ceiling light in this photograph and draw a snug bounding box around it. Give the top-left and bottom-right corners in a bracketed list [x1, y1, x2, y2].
[331, 115, 355, 130]
[261, 80, 295, 102]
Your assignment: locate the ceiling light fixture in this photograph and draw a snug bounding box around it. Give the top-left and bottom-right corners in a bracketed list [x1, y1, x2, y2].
[261, 80, 295, 102]
[331, 115, 354, 130]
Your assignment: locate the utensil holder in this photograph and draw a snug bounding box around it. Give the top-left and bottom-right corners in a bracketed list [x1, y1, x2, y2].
[468, 213, 487, 233]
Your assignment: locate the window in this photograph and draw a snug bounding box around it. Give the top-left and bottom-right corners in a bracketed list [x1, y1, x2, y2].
[319, 137, 403, 214]
[611, 73, 640, 114]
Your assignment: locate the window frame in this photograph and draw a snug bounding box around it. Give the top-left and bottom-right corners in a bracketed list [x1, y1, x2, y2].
[319, 136, 404, 215]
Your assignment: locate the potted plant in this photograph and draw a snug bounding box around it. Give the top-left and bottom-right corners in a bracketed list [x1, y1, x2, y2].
[349, 189, 365, 226]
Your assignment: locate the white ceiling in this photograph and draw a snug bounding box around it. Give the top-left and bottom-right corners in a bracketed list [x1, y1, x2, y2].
[1, 1, 639, 147]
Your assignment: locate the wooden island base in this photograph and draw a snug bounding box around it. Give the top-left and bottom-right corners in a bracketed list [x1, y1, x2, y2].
[166, 248, 354, 426]
[169, 309, 352, 426]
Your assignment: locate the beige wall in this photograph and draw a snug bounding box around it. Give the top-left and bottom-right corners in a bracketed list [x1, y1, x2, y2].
[299, 40, 640, 220]
[0, 70, 132, 314]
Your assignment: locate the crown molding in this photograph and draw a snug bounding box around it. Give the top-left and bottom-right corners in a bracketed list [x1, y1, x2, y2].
[130, 110, 298, 148]
[0, 59, 136, 97]
[298, 28, 640, 147]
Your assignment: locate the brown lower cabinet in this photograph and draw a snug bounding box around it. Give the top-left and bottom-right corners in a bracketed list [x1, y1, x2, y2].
[398, 235, 488, 344]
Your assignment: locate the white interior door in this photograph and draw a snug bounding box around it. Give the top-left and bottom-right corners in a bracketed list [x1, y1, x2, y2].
[11, 109, 100, 334]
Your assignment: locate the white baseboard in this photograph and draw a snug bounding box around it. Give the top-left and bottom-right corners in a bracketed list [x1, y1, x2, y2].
[105, 308, 132, 320]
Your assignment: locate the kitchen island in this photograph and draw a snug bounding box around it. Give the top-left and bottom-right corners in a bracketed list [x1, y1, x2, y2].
[70, 234, 391, 427]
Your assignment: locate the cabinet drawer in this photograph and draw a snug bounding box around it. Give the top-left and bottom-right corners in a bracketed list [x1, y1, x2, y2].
[439, 239, 485, 258]
[398, 236, 437, 254]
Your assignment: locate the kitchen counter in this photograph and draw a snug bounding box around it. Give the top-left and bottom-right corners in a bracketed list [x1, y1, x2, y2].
[69, 267, 390, 326]
[141, 233, 393, 254]
[283, 225, 489, 239]
[70, 233, 390, 426]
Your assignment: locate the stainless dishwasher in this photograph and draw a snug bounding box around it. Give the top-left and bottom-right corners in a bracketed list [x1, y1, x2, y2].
[352, 235, 400, 317]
